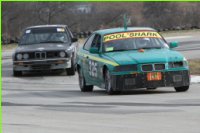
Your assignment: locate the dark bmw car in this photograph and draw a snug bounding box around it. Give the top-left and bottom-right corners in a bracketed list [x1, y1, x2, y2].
[12, 25, 78, 76]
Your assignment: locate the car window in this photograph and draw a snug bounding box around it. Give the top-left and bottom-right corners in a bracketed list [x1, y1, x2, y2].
[20, 27, 70, 45]
[91, 34, 101, 50]
[83, 34, 95, 51]
[103, 31, 168, 52]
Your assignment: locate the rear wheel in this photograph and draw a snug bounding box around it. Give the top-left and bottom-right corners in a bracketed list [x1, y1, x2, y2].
[13, 70, 22, 77]
[174, 86, 189, 92]
[104, 69, 121, 95]
[78, 67, 93, 92]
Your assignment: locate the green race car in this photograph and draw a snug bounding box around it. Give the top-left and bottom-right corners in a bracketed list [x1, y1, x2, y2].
[77, 27, 190, 94]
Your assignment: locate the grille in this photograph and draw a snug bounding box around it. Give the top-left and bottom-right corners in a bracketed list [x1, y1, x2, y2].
[155, 64, 165, 70]
[46, 51, 60, 58]
[35, 52, 46, 59]
[142, 64, 153, 71]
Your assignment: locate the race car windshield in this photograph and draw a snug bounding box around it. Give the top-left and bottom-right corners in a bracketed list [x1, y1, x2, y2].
[103, 32, 169, 52]
[19, 28, 69, 45]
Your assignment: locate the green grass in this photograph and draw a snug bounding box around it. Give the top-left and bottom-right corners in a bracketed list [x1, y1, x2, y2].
[189, 59, 200, 75]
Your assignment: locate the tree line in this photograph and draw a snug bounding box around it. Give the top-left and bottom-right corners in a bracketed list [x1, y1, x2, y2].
[2, 2, 200, 44]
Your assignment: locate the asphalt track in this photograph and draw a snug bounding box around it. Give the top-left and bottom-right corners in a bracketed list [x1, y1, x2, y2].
[2, 33, 200, 133]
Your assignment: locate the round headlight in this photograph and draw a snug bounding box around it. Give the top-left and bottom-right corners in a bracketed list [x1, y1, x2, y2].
[59, 51, 66, 58]
[23, 53, 29, 59]
[16, 54, 22, 60]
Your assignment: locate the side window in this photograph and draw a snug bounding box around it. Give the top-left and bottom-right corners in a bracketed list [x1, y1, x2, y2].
[84, 34, 95, 51]
[91, 34, 101, 50]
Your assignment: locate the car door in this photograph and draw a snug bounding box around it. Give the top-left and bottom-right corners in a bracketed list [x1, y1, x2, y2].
[82, 34, 95, 84]
[86, 34, 102, 85]
[82, 34, 102, 85]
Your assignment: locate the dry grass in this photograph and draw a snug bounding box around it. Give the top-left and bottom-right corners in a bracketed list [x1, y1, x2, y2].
[160, 29, 200, 37]
[189, 59, 200, 75]
[2, 43, 17, 51]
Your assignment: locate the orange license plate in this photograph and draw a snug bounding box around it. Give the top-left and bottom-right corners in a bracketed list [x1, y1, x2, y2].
[147, 72, 162, 81]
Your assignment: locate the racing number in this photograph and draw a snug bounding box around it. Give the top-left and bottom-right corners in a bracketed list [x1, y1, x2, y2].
[89, 60, 97, 77]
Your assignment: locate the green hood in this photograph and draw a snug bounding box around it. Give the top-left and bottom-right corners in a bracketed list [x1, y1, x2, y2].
[103, 49, 184, 65]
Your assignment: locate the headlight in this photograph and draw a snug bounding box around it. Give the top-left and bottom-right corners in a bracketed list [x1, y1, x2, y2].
[16, 54, 22, 60]
[169, 61, 184, 68]
[59, 51, 66, 57]
[23, 53, 29, 59]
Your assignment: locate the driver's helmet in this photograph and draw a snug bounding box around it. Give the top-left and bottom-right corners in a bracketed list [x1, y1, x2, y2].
[138, 38, 150, 48]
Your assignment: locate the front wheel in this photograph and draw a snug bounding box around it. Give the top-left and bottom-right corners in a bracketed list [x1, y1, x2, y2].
[174, 86, 189, 92]
[78, 67, 93, 92]
[104, 69, 121, 95]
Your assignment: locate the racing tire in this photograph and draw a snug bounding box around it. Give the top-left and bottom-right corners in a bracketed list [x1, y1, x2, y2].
[78, 67, 93, 92]
[174, 86, 189, 92]
[66, 58, 76, 76]
[13, 70, 22, 77]
[105, 69, 121, 95]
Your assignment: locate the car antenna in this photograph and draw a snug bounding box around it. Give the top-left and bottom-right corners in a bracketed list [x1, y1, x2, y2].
[123, 14, 127, 30]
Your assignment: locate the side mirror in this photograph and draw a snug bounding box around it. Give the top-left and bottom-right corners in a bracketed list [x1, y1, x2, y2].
[169, 42, 179, 49]
[89, 47, 99, 54]
[71, 38, 78, 42]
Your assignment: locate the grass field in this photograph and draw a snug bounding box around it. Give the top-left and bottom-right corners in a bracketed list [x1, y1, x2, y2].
[189, 59, 200, 75]
[2, 43, 17, 51]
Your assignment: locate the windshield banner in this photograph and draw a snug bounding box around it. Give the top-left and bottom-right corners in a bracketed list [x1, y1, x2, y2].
[103, 31, 162, 42]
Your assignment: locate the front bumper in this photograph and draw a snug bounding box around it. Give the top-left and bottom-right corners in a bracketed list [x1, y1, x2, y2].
[13, 58, 71, 71]
[111, 70, 190, 90]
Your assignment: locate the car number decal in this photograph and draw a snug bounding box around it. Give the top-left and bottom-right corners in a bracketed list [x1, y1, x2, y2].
[89, 60, 97, 77]
[103, 31, 161, 42]
[78, 52, 119, 66]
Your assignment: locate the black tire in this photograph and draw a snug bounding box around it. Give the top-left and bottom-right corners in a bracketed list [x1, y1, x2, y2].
[13, 70, 22, 77]
[146, 87, 157, 90]
[66, 58, 75, 76]
[174, 86, 189, 92]
[104, 69, 121, 95]
[78, 67, 93, 92]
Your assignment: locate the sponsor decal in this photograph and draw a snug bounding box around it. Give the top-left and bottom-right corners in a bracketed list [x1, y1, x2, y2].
[57, 28, 65, 32]
[25, 30, 31, 34]
[103, 31, 161, 42]
[105, 47, 114, 52]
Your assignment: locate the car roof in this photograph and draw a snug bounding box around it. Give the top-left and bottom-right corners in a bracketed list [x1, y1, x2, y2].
[94, 27, 156, 35]
[25, 25, 67, 30]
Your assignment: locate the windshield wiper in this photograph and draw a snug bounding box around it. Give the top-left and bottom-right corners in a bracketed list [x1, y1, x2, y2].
[39, 41, 65, 43]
